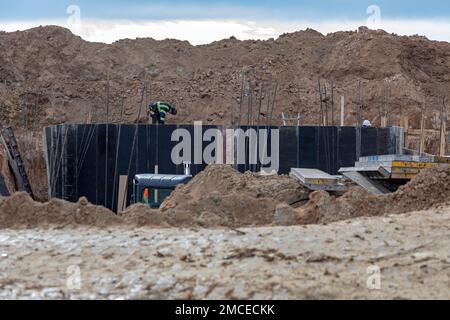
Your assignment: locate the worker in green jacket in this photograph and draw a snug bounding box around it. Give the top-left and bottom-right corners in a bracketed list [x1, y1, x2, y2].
[148, 101, 178, 124]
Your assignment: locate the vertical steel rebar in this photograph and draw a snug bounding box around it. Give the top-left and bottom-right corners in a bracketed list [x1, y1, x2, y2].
[331, 80, 335, 126]
[238, 71, 245, 127]
[106, 74, 110, 123]
[318, 79, 324, 126]
[247, 80, 253, 126]
[268, 82, 278, 128]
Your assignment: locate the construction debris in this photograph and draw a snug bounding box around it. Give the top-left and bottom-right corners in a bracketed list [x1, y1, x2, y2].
[1, 165, 450, 231]
[159, 165, 310, 228]
[290, 168, 347, 192]
[340, 154, 450, 195]
[296, 167, 450, 224]
[0, 127, 34, 198]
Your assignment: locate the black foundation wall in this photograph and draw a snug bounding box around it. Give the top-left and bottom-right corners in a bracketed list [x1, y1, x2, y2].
[44, 124, 403, 211]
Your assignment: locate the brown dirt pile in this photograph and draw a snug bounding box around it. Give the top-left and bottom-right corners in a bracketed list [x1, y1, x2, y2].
[157, 165, 310, 228]
[1, 167, 449, 229]
[0, 165, 310, 229]
[0, 192, 122, 229]
[2, 26, 450, 131]
[295, 167, 450, 224]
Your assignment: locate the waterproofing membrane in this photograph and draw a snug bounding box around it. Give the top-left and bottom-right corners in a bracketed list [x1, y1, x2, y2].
[44, 124, 403, 211]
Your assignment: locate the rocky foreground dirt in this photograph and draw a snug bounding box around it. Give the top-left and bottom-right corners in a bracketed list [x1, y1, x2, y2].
[0, 208, 448, 300]
[0, 166, 449, 300]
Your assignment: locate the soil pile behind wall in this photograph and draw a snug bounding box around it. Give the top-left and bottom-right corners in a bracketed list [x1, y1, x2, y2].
[296, 167, 450, 224]
[159, 165, 310, 228]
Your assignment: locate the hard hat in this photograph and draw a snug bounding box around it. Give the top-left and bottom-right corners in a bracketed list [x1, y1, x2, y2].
[363, 120, 372, 127]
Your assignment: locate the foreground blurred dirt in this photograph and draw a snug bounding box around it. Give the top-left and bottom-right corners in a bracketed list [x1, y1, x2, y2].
[0, 208, 448, 300]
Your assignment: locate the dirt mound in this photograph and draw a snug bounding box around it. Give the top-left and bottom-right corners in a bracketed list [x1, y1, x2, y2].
[158, 165, 310, 228]
[2, 25, 450, 131]
[1, 167, 449, 229]
[294, 167, 450, 224]
[0, 165, 309, 229]
[0, 192, 122, 229]
[120, 204, 169, 228]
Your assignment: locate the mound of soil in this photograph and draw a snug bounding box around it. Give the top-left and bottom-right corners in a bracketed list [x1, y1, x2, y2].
[120, 204, 169, 228]
[295, 167, 450, 224]
[158, 165, 310, 228]
[2, 167, 449, 229]
[0, 193, 121, 229]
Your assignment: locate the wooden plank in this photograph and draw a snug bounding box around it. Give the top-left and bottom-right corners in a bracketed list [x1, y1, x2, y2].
[391, 173, 418, 180]
[440, 112, 447, 157]
[402, 116, 409, 147]
[381, 115, 387, 128]
[419, 107, 426, 155]
[391, 167, 421, 174]
[434, 156, 450, 164]
[117, 175, 128, 213]
[408, 129, 443, 135]
[391, 161, 438, 169]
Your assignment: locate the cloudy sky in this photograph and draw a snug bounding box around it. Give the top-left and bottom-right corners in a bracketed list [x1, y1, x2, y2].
[1, 0, 450, 45]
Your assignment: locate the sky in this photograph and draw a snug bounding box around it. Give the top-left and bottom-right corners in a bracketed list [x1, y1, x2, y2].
[1, 0, 450, 45]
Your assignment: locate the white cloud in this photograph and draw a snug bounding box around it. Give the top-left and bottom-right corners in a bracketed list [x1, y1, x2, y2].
[1, 18, 450, 45]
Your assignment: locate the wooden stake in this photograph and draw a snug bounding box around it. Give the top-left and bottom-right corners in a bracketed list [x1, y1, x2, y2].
[419, 101, 426, 155]
[340, 96, 345, 127]
[357, 80, 363, 127]
[381, 115, 387, 128]
[86, 106, 92, 124]
[439, 98, 447, 157]
[331, 81, 335, 126]
[117, 175, 128, 213]
[401, 116, 409, 148]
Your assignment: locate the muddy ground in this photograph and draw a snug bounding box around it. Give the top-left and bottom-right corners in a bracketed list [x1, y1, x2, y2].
[0, 166, 449, 299]
[0, 208, 448, 300]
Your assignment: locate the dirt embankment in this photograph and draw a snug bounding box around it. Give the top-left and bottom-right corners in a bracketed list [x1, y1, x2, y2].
[1, 165, 450, 230]
[296, 167, 450, 224]
[1, 26, 450, 131]
[0, 193, 121, 229]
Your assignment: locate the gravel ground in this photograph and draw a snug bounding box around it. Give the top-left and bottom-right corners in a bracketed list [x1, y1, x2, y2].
[0, 208, 449, 300]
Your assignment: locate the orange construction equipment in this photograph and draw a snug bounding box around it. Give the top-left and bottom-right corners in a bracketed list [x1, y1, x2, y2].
[143, 188, 150, 204]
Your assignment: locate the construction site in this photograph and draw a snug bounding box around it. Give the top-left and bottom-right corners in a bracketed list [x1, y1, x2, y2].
[0, 25, 449, 300]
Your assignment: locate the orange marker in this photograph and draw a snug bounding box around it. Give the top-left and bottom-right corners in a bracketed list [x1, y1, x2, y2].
[143, 188, 149, 204]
